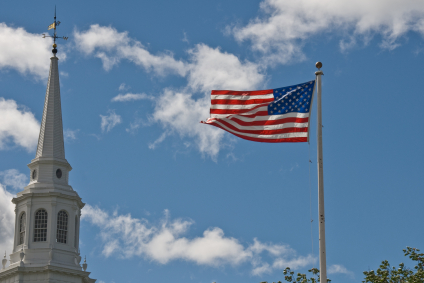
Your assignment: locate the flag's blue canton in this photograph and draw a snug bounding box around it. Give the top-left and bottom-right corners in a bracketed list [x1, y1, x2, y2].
[268, 80, 315, 115]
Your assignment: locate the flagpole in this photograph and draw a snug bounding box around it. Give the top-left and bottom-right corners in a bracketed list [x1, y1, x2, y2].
[315, 62, 327, 283]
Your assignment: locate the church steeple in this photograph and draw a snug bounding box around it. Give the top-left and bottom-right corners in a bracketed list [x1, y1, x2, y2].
[27, 53, 72, 189]
[28, 11, 72, 189]
[0, 13, 95, 282]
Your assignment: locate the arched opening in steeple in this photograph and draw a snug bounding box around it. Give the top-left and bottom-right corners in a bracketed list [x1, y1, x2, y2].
[74, 215, 79, 249]
[34, 209, 48, 242]
[19, 212, 26, 245]
[56, 210, 68, 244]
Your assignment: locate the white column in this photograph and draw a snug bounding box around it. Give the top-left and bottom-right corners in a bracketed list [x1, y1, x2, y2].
[50, 199, 58, 246]
[12, 206, 18, 251]
[25, 201, 32, 249]
[315, 63, 327, 283]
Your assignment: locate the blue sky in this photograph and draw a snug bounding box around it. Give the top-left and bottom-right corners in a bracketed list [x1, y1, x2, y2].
[0, 0, 424, 282]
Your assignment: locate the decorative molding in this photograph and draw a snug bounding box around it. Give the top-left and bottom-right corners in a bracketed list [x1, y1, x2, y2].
[12, 192, 85, 208]
[0, 265, 94, 280]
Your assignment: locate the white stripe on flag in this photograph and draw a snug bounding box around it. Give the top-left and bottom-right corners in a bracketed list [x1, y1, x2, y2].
[209, 120, 308, 139]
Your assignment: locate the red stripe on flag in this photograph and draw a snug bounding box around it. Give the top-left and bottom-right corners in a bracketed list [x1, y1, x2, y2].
[231, 111, 270, 118]
[211, 98, 274, 105]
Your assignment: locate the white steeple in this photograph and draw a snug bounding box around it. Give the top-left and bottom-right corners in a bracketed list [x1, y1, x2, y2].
[27, 7, 72, 190]
[26, 53, 73, 191]
[0, 15, 96, 282]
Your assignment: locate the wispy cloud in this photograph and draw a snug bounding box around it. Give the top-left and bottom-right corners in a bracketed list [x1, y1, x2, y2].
[74, 25, 187, 76]
[81, 205, 315, 275]
[64, 129, 79, 141]
[100, 110, 122, 133]
[0, 169, 27, 191]
[148, 131, 168, 149]
[182, 32, 189, 43]
[118, 83, 130, 91]
[111, 93, 153, 102]
[231, 0, 424, 64]
[0, 98, 40, 151]
[328, 264, 354, 278]
[150, 89, 225, 159]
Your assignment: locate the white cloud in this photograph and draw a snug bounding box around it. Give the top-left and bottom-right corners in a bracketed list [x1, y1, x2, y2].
[0, 169, 27, 191]
[126, 122, 140, 134]
[74, 25, 187, 76]
[415, 18, 424, 34]
[0, 183, 15, 261]
[81, 205, 315, 275]
[0, 98, 40, 151]
[187, 44, 265, 92]
[249, 238, 315, 275]
[271, 255, 315, 271]
[328, 264, 354, 277]
[182, 32, 189, 44]
[64, 129, 79, 141]
[231, 0, 424, 63]
[0, 23, 64, 80]
[0, 170, 27, 262]
[111, 93, 153, 102]
[148, 131, 168, 149]
[100, 110, 122, 133]
[151, 89, 225, 159]
[118, 83, 130, 91]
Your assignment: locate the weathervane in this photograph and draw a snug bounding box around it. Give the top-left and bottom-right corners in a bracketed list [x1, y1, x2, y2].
[42, 6, 68, 55]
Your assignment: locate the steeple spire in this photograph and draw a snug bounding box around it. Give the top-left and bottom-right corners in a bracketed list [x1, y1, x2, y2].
[35, 56, 65, 160]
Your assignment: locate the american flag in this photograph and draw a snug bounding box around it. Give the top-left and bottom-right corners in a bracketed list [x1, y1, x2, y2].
[202, 80, 316, 143]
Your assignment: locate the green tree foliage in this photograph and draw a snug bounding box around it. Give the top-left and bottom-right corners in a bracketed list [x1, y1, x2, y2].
[261, 247, 423, 283]
[260, 267, 330, 283]
[362, 247, 424, 283]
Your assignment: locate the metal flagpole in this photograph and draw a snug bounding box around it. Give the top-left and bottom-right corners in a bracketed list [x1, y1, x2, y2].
[315, 62, 327, 283]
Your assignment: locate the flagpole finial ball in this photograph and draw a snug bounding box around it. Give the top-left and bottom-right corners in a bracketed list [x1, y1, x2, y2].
[315, 62, 322, 70]
[52, 44, 57, 55]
